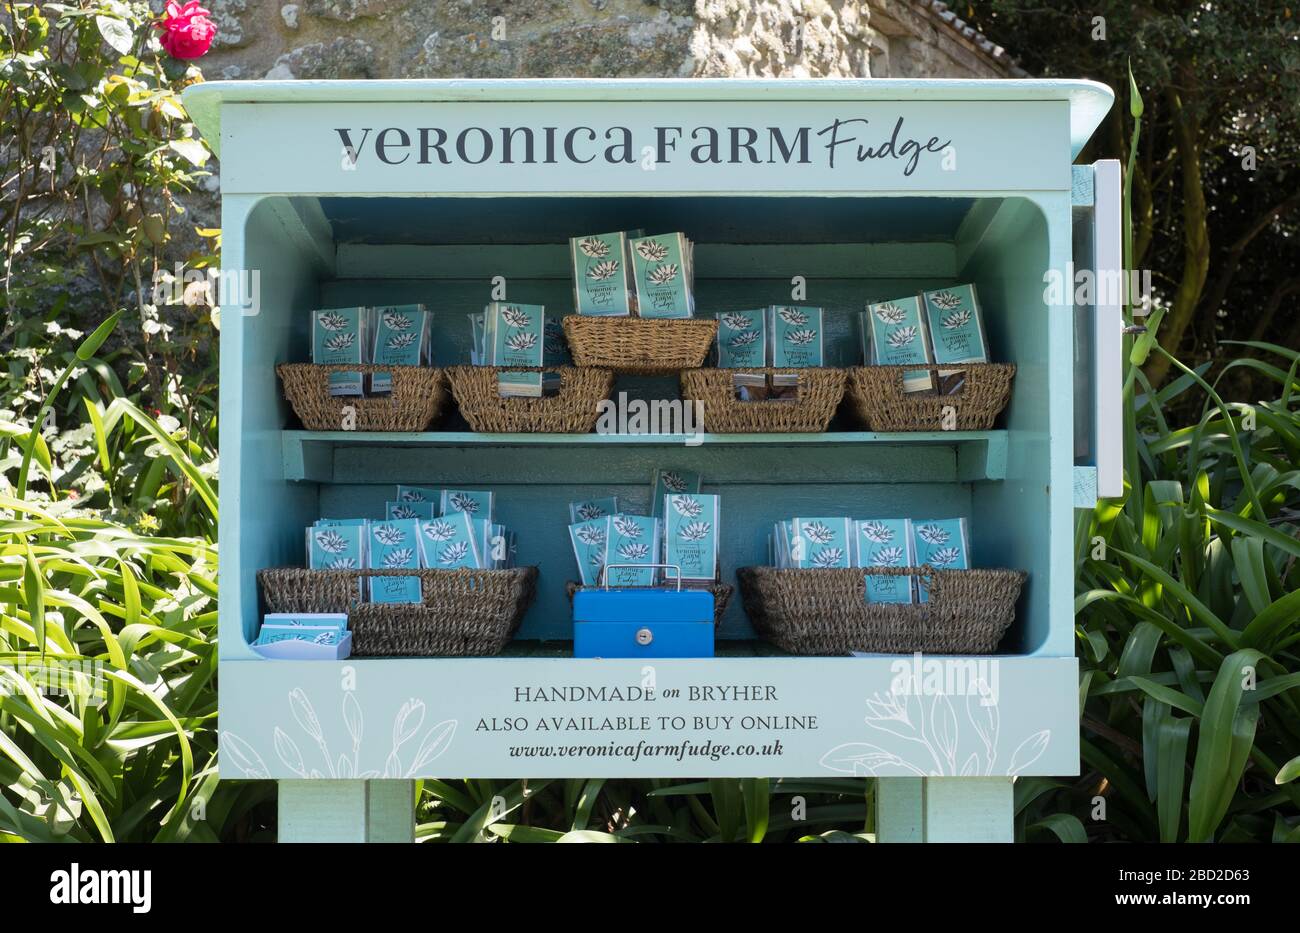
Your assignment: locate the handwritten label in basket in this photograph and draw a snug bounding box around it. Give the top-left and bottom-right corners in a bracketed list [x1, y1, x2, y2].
[369, 575, 423, 604]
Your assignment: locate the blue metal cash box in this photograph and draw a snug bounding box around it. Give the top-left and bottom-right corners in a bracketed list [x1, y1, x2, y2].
[573, 565, 715, 658]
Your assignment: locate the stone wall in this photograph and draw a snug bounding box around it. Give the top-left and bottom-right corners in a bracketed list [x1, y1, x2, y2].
[201, 0, 1019, 82]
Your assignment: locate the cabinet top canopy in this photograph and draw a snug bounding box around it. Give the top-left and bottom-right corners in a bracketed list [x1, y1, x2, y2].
[182, 78, 1114, 161]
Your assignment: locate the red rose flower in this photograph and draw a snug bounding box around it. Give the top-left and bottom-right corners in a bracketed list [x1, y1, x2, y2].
[156, 1, 216, 60]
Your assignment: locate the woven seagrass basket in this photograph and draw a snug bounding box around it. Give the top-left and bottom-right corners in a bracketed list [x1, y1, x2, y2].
[737, 564, 1025, 655]
[845, 364, 1015, 431]
[276, 363, 447, 431]
[564, 580, 734, 627]
[562, 315, 717, 375]
[680, 367, 846, 433]
[446, 366, 614, 433]
[257, 566, 537, 657]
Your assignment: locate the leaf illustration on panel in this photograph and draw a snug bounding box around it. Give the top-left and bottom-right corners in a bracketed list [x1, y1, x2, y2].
[219, 732, 271, 779]
[1007, 731, 1051, 776]
[576, 503, 606, 521]
[966, 680, 999, 774]
[405, 720, 457, 777]
[386, 332, 418, 350]
[382, 312, 412, 331]
[729, 330, 761, 348]
[289, 688, 325, 744]
[785, 328, 817, 346]
[635, 239, 669, 261]
[777, 307, 808, 326]
[506, 332, 538, 352]
[873, 303, 907, 325]
[930, 694, 959, 774]
[819, 742, 926, 778]
[617, 542, 650, 560]
[390, 504, 419, 520]
[324, 557, 358, 570]
[578, 236, 610, 258]
[930, 291, 963, 310]
[274, 727, 308, 778]
[863, 691, 925, 743]
[587, 260, 620, 281]
[392, 698, 425, 748]
[823, 687, 1052, 777]
[647, 263, 679, 285]
[400, 489, 427, 502]
[885, 326, 918, 349]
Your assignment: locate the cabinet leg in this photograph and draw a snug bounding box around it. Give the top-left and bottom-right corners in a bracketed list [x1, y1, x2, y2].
[278, 780, 415, 843]
[922, 777, 1014, 843]
[876, 778, 924, 843]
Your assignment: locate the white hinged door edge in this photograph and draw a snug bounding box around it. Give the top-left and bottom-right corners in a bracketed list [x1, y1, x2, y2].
[1091, 160, 1123, 498]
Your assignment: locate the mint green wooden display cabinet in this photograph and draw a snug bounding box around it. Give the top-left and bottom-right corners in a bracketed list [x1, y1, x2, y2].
[184, 78, 1121, 843]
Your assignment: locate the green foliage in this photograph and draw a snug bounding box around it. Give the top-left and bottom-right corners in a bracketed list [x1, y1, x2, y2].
[1, 0, 219, 537]
[970, 0, 1300, 400]
[414, 777, 873, 843]
[1022, 343, 1300, 842]
[0, 367, 266, 840]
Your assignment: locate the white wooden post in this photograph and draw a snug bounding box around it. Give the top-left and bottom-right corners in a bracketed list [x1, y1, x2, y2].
[877, 777, 1014, 842]
[279, 780, 415, 843]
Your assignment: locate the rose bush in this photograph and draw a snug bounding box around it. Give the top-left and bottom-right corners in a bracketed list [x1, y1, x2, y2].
[155, 0, 215, 59]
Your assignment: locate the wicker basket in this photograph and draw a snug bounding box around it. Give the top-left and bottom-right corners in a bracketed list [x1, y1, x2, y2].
[562, 315, 717, 375]
[564, 580, 734, 627]
[680, 367, 846, 433]
[276, 363, 448, 432]
[446, 366, 614, 433]
[737, 565, 1025, 655]
[257, 566, 537, 657]
[845, 364, 1015, 431]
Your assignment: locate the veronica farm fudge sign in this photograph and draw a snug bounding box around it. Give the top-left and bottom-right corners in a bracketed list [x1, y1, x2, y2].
[218, 99, 1068, 193]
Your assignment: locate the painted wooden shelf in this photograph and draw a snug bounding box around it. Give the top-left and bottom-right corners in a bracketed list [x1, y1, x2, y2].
[281, 429, 1009, 483]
